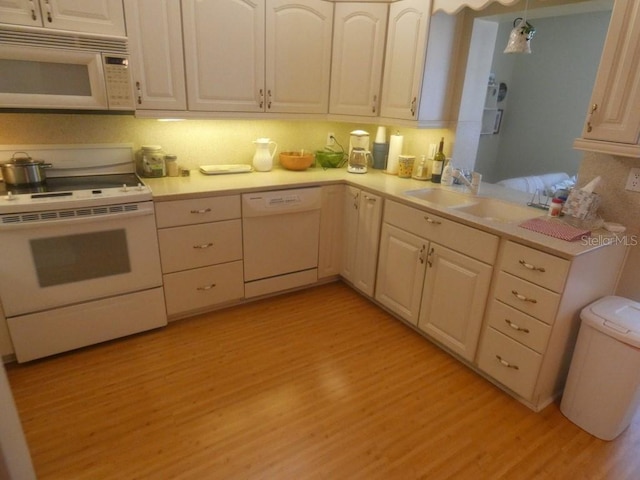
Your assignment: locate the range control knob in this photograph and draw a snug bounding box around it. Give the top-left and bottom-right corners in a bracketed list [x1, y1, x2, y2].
[4, 192, 15, 201]
[121, 184, 129, 192]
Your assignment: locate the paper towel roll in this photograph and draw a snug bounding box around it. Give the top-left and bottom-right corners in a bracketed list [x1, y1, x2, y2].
[375, 126, 387, 144]
[386, 133, 403, 175]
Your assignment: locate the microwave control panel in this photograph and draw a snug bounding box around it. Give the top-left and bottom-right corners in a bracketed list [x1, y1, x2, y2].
[103, 55, 135, 110]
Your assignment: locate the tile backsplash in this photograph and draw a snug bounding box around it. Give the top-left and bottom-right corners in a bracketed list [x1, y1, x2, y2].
[0, 113, 451, 171]
[579, 152, 640, 301]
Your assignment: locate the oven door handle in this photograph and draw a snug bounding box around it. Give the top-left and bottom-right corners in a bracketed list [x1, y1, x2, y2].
[0, 205, 155, 230]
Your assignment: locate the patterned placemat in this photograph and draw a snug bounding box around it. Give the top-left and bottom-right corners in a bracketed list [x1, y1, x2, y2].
[519, 217, 591, 242]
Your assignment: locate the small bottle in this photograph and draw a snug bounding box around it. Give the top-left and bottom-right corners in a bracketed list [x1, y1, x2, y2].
[411, 155, 429, 180]
[440, 160, 453, 186]
[548, 198, 563, 217]
[165, 154, 179, 177]
[431, 137, 445, 183]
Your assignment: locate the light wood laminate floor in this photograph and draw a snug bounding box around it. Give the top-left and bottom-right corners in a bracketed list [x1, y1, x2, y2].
[6, 282, 640, 479]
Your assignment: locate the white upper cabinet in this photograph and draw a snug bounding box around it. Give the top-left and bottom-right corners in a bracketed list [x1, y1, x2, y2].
[329, 2, 388, 117]
[0, 0, 126, 36]
[574, 0, 640, 157]
[125, 0, 186, 111]
[266, 0, 333, 114]
[180, 0, 332, 114]
[379, 0, 431, 120]
[182, 0, 265, 112]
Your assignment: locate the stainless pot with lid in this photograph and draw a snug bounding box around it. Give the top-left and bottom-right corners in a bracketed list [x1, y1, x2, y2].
[1, 152, 53, 186]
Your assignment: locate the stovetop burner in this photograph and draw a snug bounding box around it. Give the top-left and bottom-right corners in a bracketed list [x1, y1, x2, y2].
[0, 173, 142, 196]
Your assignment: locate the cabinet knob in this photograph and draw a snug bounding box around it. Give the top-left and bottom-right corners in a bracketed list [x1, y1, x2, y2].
[511, 289, 537, 303]
[496, 355, 519, 370]
[586, 103, 598, 133]
[518, 259, 545, 272]
[190, 208, 212, 214]
[505, 318, 530, 333]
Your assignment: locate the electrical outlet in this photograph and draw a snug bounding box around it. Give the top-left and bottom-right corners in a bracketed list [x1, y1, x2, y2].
[625, 167, 640, 192]
[326, 132, 335, 146]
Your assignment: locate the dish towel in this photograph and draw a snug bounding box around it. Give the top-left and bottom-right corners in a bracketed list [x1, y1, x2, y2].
[519, 217, 591, 242]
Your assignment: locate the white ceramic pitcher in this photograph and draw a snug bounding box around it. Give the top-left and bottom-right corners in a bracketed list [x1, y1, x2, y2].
[252, 138, 278, 172]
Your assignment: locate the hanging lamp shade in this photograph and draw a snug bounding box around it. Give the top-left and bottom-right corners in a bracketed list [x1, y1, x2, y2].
[504, 17, 535, 54]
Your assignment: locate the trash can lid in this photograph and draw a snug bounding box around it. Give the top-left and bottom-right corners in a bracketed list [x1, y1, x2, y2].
[581, 296, 640, 348]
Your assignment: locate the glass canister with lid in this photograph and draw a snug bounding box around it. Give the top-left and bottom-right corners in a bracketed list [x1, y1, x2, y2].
[136, 145, 166, 177]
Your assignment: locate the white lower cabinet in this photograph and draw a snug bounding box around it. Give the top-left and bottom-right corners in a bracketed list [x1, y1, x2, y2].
[418, 244, 492, 361]
[476, 239, 627, 410]
[318, 185, 344, 279]
[155, 195, 244, 318]
[341, 186, 383, 297]
[376, 200, 497, 361]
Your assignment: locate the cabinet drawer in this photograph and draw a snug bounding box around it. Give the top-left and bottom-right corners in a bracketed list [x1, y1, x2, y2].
[500, 241, 570, 293]
[163, 261, 244, 316]
[384, 201, 498, 264]
[477, 327, 542, 400]
[494, 272, 560, 325]
[155, 195, 241, 228]
[486, 300, 551, 354]
[158, 219, 242, 273]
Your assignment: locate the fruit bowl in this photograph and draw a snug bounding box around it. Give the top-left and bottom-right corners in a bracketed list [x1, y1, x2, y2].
[279, 152, 314, 171]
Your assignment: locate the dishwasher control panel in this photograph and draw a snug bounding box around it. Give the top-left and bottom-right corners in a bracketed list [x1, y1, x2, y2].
[242, 187, 321, 217]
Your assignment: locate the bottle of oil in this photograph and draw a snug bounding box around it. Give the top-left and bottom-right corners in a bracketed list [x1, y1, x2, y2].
[431, 137, 445, 183]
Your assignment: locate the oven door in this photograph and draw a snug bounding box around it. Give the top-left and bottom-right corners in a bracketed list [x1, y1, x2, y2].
[0, 202, 163, 317]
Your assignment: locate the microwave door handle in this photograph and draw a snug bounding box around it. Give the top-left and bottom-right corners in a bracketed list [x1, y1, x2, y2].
[0, 207, 154, 231]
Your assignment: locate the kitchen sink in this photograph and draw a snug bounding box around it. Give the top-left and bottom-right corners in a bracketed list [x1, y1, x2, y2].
[404, 188, 477, 207]
[452, 198, 544, 223]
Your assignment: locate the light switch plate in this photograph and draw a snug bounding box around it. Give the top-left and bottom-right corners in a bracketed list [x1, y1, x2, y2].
[625, 167, 640, 192]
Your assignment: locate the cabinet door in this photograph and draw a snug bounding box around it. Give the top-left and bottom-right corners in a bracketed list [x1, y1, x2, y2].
[353, 190, 383, 297]
[379, 0, 431, 120]
[375, 223, 427, 326]
[182, 0, 265, 112]
[46, 0, 126, 35]
[579, 0, 640, 145]
[266, 0, 333, 113]
[341, 185, 360, 283]
[318, 185, 344, 279]
[0, 0, 43, 27]
[125, 0, 186, 111]
[418, 244, 492, 361]
[330, 2, 387, 116]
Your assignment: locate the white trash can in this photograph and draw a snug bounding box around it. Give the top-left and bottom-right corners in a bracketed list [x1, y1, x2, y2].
[560, 296, 640, 441]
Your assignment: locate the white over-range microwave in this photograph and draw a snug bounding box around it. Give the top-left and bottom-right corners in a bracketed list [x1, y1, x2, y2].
[0, 26, 134, 111]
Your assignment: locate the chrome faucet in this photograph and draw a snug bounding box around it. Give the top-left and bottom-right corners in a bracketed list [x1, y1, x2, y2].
[453, 170, 481, 195]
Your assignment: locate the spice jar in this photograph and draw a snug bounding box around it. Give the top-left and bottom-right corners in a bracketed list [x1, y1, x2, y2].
[548, 198, 564, 217]
[165, 154, 179, 177]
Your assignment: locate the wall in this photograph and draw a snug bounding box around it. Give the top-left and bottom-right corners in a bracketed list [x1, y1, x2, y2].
[0, 113, 451, 171]
[476, 10, 611, 182]
[579, 153, 640, 301]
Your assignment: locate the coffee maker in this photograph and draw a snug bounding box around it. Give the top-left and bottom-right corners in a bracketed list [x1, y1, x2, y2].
[348, 130, 371, 174]
[348, 130, 370, 156]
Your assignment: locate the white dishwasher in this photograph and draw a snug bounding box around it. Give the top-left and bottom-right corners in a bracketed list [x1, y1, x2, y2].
[242, 187, 321, 298]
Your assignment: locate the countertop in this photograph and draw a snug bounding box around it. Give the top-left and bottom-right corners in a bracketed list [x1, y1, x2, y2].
[144, 166, 623, 259]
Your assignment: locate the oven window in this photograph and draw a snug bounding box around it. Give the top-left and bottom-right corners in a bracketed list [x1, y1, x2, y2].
[30, 229, 131, 287]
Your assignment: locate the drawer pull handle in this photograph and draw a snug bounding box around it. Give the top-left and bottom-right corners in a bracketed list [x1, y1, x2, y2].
[519, 260, 545, 272]
[511, 290, 537, 303]
[190, 208, 212, 214]
[424, 216, 441, 225]
[193, 243, 214, 249]
[197, 283, 216, 291]
[505, 319, 530, 333]
[496, 355, 519, 370]
[427, 247, 435, 267]
[419, 245, 426, 264]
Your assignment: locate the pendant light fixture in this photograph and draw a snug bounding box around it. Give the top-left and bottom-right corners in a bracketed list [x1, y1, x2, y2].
[504, 0, 536, 54]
